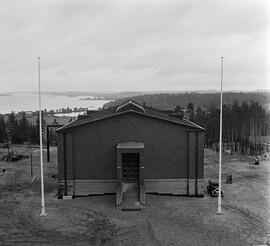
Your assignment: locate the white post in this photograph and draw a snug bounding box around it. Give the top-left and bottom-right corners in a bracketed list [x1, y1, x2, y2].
[38, 57, 46, 216]
[217, 57, 223, 215]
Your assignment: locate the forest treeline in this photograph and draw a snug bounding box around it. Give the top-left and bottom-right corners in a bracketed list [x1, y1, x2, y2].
[186, 100, 269, 146]
[0, 112, 60, 145]
[105, 92, 270, 151]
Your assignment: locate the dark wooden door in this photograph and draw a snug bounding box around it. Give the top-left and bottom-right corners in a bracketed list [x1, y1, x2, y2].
[122, 153, 139, 182]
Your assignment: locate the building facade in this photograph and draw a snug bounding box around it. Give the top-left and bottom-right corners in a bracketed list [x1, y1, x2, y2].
[57, 100, 205, 209]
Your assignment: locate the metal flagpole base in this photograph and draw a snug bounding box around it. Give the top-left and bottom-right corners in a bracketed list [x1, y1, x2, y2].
[216, 205, 223, 215]
[40, 208, 47, 217]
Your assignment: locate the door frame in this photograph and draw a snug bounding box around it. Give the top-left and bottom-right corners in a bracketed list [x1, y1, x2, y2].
[116, 142, 145, 206]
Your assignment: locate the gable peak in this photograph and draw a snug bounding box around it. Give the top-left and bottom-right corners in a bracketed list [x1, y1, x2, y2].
[116, 99, 145, 113]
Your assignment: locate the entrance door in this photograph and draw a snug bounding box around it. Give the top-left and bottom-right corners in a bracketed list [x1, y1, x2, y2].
[122, 153, 139, 182]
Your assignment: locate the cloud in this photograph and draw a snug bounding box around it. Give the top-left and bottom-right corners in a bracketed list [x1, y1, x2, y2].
[0, 0, 269, 92]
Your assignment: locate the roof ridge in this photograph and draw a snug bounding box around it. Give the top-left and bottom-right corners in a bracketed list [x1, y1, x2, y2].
[57, 99, 205, 132]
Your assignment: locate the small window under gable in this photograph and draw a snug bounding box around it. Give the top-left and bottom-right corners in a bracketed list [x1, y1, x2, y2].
[116, 100, 146, 113]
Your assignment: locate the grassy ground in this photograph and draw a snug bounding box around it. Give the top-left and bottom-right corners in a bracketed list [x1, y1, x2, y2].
[0, 145, 269, 245]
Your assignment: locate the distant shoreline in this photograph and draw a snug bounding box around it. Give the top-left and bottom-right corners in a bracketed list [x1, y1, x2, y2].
[79, 97, 104, 101]
[0, 94, 110, 115]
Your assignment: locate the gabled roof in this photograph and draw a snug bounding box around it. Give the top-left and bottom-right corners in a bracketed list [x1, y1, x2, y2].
[57, 99, 205, 132]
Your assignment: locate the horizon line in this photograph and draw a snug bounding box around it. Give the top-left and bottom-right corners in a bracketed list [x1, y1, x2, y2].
[1, 89, 270, 94]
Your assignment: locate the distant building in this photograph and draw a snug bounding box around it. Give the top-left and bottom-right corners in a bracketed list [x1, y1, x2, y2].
[57, 100, 205, 210]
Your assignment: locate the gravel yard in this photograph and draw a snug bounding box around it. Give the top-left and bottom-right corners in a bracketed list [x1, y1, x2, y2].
[0, 146, 269, 245]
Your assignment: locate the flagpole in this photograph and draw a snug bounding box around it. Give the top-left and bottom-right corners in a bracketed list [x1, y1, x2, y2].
[217, 57, 223, 215]
[38, 57, 46, 216]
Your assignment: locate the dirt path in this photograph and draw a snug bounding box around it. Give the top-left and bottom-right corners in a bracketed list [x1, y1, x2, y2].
[0, 146, 269, 245]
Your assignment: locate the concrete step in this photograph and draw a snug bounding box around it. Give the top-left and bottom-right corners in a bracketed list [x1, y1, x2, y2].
[118, 203, 145, 211]
[123, 193, 138, 197]
[122, 197, 139, 202]
[120, 182, 142, 210]
[122, 201, 141, 205]
[122, 182, 139, 193]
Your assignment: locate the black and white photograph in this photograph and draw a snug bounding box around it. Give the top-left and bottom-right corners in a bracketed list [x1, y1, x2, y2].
[0, 0, 269, 245]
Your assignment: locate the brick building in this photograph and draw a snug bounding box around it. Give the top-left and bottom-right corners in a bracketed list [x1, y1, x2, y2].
[57, 100, 205, 209]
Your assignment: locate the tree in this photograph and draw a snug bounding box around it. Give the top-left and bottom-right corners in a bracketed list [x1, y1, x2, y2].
[7, 112, 19, 143]
[29, 124, 39, 144]
[240, 101, 250, 138]
[0, 116, 6, 143]
[230, 100, 241, 151]
[194, 106, 205, 125]
[205, 102, 219, 144]
[18, 112, 30, 143]
[174, 105, 184, 114]
[185, 102, 195, 121]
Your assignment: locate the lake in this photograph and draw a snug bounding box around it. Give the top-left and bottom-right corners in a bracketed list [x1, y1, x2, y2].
[0, 93, 110, 114]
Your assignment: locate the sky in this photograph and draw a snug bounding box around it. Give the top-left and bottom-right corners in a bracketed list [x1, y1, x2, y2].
[0, 0, 269, 93]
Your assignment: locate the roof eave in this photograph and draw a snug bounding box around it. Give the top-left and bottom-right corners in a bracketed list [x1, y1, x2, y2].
[57, 109, 205, 132]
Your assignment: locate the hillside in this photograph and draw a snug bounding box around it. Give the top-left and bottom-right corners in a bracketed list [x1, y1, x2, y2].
[104, 91, 270, 110]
